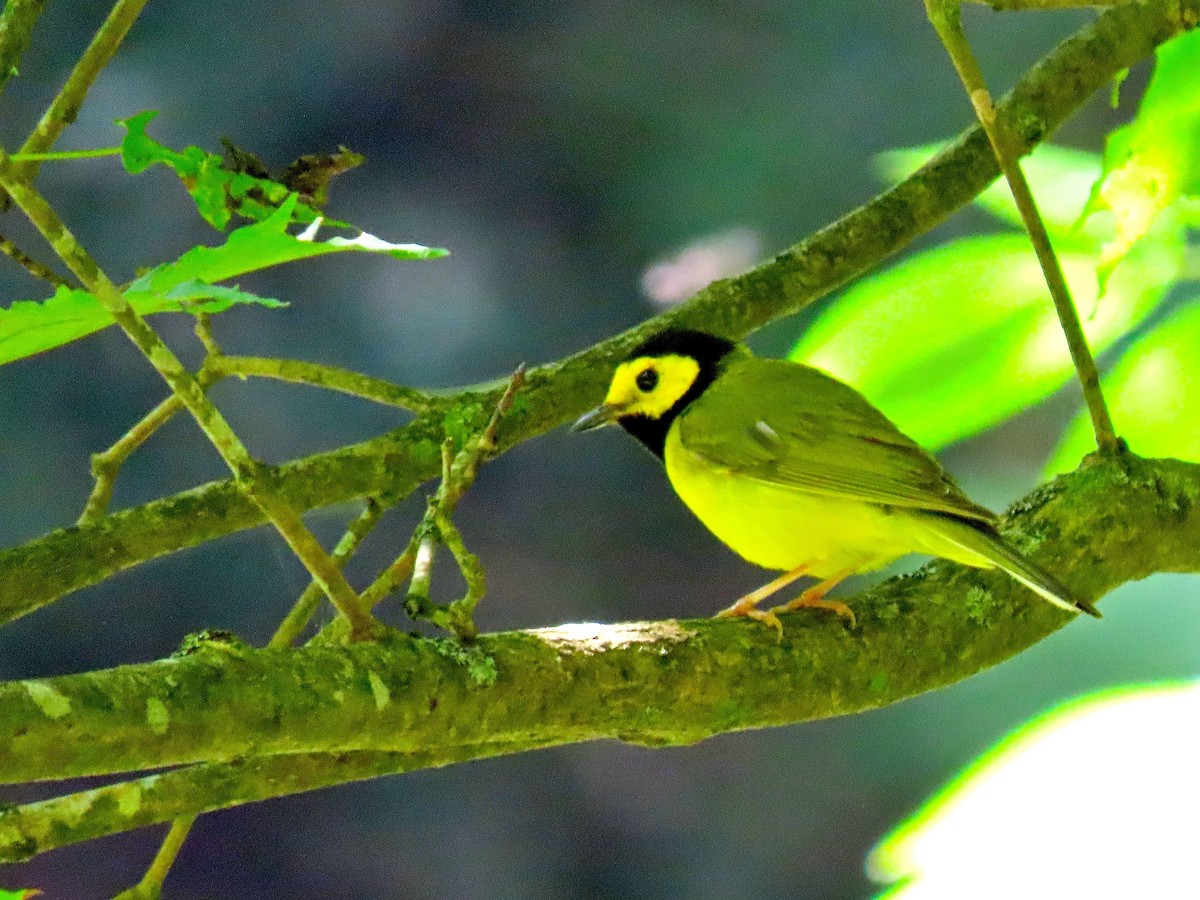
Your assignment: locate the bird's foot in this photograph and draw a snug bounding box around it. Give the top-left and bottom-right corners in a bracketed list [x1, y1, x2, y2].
[766, 571, 857, 629]
[715, 597, 785, 640]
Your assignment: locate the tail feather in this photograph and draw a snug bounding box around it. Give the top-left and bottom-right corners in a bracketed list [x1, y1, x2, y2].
[931, 517, 1101, 618]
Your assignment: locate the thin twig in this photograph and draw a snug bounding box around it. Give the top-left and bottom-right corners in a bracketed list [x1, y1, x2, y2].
[271, 496, 392, 649]
[80, 390, 187, 524]
[206, 355, 435, 411]
[925, 0, 1121, 453]
[401, 365, 526, 640]
[0, 232, 70, 286]
[352, 366, 526, 641]
[9, 147, 122, 161]
[80, 317, 223, 524]
[16, 0, 150, 161]
[112, 815, 196, 900]
[77, 320, 430, 521]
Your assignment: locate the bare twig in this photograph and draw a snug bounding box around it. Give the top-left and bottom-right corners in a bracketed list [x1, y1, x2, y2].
[16, 0, 150, 162]
[384, 366, 527, 639]
[925, 0, 1121, 453]
[271, 496, 393, 649]
[0, 231, 70, 286]
[966, 0, 1123, 8]
[80, 317, 221, 524]
[112, 815, 195, 900]
[78, 318, 431, 523]
[204, 354, 435, 411]
[0, 0, 50, 101]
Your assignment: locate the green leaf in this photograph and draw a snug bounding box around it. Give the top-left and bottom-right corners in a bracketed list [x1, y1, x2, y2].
[0, 889, 42, 900]
[0, 198, 445, 366]
[139, 197, 448, 290]
[117, 111, 338, 230]
[0, 282, 284, 367]
[876, 143, 1108, 242]
[789, 232, 1180, 449]
[1047, 298, 1200, 473]
[1083, 27, 1200, 288]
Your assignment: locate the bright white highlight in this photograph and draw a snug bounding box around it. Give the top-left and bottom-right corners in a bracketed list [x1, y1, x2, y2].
[869, 680, 1200, 898]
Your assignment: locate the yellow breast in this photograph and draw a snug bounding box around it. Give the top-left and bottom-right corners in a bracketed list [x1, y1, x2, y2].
[664, 426, 949, 576]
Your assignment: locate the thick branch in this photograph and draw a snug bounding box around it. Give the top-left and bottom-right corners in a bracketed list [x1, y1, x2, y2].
[0, 740, 552, 863]
[0, 455, 1196, 833]
[0, 0, 1190, 628]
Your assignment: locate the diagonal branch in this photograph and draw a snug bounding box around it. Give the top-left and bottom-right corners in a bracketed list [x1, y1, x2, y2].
[16, 0, 151, 162]
[0, 0, 50, 102]
[926, 0, 1119, 452]
[0, 452, 1197, 859]
[0, 0, 1193, 630]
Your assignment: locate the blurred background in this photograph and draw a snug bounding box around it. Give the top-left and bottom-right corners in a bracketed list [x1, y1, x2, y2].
[1, 1, 1198, 897]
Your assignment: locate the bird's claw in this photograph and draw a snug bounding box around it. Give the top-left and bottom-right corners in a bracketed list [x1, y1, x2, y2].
[714, 598, 785, 641]
[770, 594, 857, 629]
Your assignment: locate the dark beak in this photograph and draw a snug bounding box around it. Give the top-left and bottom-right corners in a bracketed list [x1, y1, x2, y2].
[572, 404, 622, 432]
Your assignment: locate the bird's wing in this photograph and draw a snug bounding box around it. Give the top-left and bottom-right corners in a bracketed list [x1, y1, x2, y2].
[676, 358, 997, 524]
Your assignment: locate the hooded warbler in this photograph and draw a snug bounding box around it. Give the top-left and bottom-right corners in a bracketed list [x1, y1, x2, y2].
[573, 328, 1098, 632]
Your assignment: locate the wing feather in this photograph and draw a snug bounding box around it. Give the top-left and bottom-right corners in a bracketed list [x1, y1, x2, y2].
[676, 357, 997, 524]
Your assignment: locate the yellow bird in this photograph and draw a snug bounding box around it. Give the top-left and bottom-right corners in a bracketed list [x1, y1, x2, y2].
[574, 329, 1099, 632]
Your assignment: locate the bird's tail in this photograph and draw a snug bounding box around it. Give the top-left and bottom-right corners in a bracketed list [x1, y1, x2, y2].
[930, 516, 1101, 618]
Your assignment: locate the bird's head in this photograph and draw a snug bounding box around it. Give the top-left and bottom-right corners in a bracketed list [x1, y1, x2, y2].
[573, 329, 738, 456]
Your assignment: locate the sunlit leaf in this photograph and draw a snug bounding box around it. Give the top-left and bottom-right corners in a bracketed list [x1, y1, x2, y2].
[869, 680, 1200, 898]
[0, 198, 446, 366]
[790, 231, 1180, 449]
[1083, 28, 1200, 288]
[0, 889, 42, 899]
[140, 197, 447, 290]
[875, 143, 1109, 242]
[1047, 298, 1200, 473]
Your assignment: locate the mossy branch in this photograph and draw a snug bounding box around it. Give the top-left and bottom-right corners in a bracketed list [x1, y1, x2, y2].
[1, 452, 1198, 860]
[16, 0, 150, 162]
[1, 0, 1190, 630]
[0, 0, 50, 101]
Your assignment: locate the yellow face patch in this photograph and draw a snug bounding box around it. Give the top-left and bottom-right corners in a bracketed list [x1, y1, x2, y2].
[604, 353, 701, 420]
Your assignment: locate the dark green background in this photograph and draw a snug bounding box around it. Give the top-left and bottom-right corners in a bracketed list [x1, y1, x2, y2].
[1, 1, 1197, 897]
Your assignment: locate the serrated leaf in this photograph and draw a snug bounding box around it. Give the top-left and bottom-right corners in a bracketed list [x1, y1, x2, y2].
[790, 232, 1180, 449]
[0, 197, 446, 366]
[876, 143, 1109, 243]
[1083, 28, 1200, 288]
[1046, 298, 1200, 474]
[143, 197, 447, 290]
[0, 282, 285, 367]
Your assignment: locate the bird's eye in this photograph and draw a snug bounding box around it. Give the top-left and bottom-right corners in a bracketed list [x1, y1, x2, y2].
[635, 368, 658, 393]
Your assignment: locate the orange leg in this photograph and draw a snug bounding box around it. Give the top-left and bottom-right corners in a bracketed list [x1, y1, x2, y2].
[767, 569, 857, 628]
[714, 564, 811, 638]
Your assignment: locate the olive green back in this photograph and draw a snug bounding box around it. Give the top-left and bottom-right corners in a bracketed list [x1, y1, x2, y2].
[676, 356, 997, 524]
